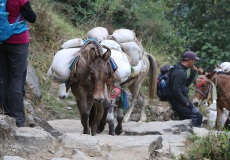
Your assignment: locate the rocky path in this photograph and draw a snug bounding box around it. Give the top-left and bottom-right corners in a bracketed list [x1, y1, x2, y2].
[0, 115, 199, 160]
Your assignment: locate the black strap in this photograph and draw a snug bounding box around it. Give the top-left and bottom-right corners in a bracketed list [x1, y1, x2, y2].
[0, 70, 4, 114]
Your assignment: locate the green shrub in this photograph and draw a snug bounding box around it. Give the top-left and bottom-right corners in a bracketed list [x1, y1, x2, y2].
[180, 132, 230, 160]
[167, 0, 230, 70]
[50, 0, 185, 57]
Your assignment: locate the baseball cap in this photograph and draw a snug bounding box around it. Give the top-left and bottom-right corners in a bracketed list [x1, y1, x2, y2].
[182, 51, 200, 61]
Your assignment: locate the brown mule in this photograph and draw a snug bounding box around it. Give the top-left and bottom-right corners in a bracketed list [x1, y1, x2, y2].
[67, 40, 112, 136]
[193, 70, 230, 129]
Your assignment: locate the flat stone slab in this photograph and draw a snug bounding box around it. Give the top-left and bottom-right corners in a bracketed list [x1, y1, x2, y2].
[48, 119, 190, 159]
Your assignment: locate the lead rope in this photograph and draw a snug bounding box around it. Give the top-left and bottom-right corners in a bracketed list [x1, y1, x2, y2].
[210, 80, 217, 110]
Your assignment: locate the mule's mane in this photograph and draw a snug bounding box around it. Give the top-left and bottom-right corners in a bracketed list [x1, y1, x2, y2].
[216, 72, 230, 76]
[80, 39, 103, 57]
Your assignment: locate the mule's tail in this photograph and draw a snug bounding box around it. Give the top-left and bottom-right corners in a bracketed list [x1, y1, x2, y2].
[146, 53, 158, 100]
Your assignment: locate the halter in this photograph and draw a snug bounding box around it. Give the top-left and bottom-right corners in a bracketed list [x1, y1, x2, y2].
[195, 76, 211, 98]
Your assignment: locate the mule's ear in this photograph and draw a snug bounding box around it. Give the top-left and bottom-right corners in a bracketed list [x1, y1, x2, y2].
[197, 67, 205, 75]
[102, 48, 111, 61]
[206, 71, 216, 79]
[89, 48, 97, 61]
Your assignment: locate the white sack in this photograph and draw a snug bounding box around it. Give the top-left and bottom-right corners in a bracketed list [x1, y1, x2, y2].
[110, 49, 131, 82]
[119, 41, 144, 66]
[49, 48, 81, 83]
[110, 29, 136, 43]
[86, 27, 109, 42]
[220, 62, 230, 72]
[100, 39, 122, 51]
[60, 38, 83, 49]
[131, 59, 145, 77]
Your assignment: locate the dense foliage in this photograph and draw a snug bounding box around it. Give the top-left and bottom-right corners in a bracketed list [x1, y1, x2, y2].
[27, 0, 230, 158]
[50, 0, 185, 59]
[167, 0, 230, 70]
[51, 0, 230, 69]
[180, 132, 230, 160]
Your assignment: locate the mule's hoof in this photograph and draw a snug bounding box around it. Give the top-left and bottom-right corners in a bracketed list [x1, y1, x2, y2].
[115, 128, 123, 135]
[109, 132, 115, 136]
[91, 132, 97, 136]
[97, 126, 105, 134]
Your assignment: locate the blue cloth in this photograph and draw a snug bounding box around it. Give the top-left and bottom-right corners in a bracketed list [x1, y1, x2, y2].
[68, 55, 79, 70]
[83, 38, 99, 45]
[109, 58, 117, 71]
[0, 0, 28, 42]
[120, 89, 129, 110]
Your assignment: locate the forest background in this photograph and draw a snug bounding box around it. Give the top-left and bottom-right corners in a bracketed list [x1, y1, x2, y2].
[27, 0, 230, 118]
[14, 1, 229, 159]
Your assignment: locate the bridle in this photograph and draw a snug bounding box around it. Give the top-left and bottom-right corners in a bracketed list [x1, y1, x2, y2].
[195, 76, 212, 99]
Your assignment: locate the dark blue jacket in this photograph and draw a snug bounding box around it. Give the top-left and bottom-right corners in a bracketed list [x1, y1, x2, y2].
[169, 63, 197, 106]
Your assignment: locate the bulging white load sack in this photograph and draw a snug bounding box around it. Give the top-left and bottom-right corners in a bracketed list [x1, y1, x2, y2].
[87, 27, 109, 42]
[100, 39, 122, 51]
[60, 38, 83, 49]
[110, 29, 136, 43]
[49, 48, 81, 83]
[110, 49, 131, 82]
[131, 59, 144, 77]
[119, 41, 144, 66]
[220, 62, 230, 72]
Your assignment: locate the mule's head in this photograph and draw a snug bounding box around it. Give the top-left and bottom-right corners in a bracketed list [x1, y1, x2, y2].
[193, 70, 216, 107]
[89, 46, 111, 103]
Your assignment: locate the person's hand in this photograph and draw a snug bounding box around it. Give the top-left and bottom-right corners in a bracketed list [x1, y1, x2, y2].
[192, 65, 198, 71]
[186, 101, 193, 110]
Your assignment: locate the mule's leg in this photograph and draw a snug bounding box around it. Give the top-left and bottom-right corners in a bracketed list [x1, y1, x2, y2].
[122, 97, 135, 123]
[81, 112, 90, 134]
[115, 108, 124, 135]
[97, 107, 108, 133]
[215, 105, 223, 130]
[89, 105, 95, 128]
[77, 100, 90, 134]
[108, 121, 115, 136]
[91, 103, 104, 136]
[137, 92, 147, 122]
[123, 82, 141, 123]
[97, 99, 110, 134]
[106, 105, 115, 135]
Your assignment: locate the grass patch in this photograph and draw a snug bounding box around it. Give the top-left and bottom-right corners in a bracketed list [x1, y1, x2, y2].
[179, 131, 230, 160]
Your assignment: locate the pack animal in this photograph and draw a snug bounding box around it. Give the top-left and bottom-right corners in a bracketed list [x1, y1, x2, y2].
[99, 50, 157, 132]
[193, 70, 230, 129]
[119, 53, 158, 123]
[66, 40, 113, 136]
[57, 38, 157, 135]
